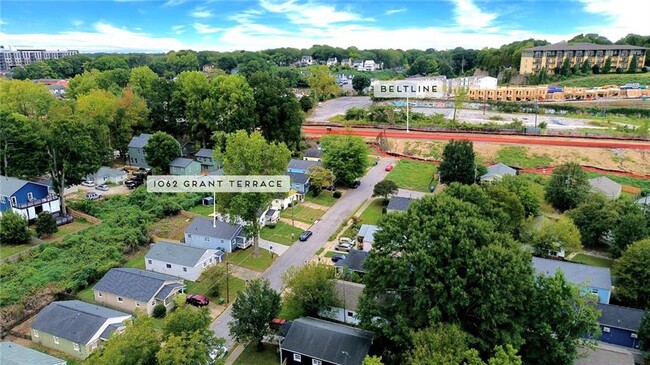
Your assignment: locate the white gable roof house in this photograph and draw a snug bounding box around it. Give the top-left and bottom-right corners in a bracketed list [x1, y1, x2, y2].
[145, 241, 222, 281]
[589, 177, 622, 199]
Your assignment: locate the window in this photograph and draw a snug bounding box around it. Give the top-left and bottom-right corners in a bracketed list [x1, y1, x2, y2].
[347, 311, 354, 317]
[27, 192, 34, 200]
[205, 236, 210, 242]
[591, 288, 598, 294]
[151, 301, 156, 305]
[73, 343, 80, 352]
[631, 333, 638, 338]
[10, 196, 17, 206]
[183, 267, 187, 272]
[187, 234, 192, 239]
[117, 297, 123, 303]
[293, 354, 302, 362]
[0, 196, 5, 203]
[136, 302, 140, 307]
[53, 336, 60, 345]
[603, 327, 610, 332]
[203, 262, 207, 268]
[98, 292, 102, 297]
[147, 259, 152, 264]
[166, 263, 172, 269]
[312, 360, 322, 365]
[33, 329, 39, 338]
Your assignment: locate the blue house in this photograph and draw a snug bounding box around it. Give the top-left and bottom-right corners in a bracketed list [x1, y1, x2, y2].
[0, 175, 62, 222]
[184, 217, 252, 253]
[287, 159, 321, 174]
[597, 304, 645, 349]
[169, 158, 201, 176]
[286, 172, 310, 194]
[194, 149, 221, 171]
[128, 134, 153, 168]
[532, 257, 612, 304]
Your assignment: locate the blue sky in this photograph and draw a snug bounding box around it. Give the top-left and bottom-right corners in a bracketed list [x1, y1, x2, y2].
[0, 0, 647, 53]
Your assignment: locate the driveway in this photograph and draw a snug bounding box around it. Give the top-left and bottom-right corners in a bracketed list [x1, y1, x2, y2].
[212, 156, 396, 349]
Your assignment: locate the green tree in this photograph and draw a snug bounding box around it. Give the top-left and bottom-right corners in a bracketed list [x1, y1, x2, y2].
[490, 175, 540, 217]
[520, 272, 600, 365]
[529, 216, 582, 258]
[628, 55, 638, 73]
[203, 74, 257, 135]
[452, 88, 469, 122]
[67, 69, 101, 98]
[299, 95, 314, 112]
[156, 331, 211, 365]
[438, 139, 476, 185]
[580, 59, 592, 74]
[173, 71, 211, 146]
[352, 74, 371, 95]
[76, 88, 119, 158]
[215, 130, 291, 256]
[567, 194, 618, 247]
[560, 58, 572, 76]
[407, 324, 484, 365]
[603, 57, 613, 73]
[485, 184, 526, 235]
[229, 278, 281, 351]
[408, 55, 439, 76]
[306, 65, 339, 100]
[488, 345, 522, 365]
[0, 79, 55, 120]
[0, 109, 48, 178]
[143, 131, 181, 174]
[307, 165, 335, 196]
[544, 162, 589, 211]
[639, 311, 650, 359]
[362, 355, 385, 365]
[87, 315, 162, 365]
[282, 262, 339, 317]
[164, 306, 213, 337]
[88, 55, 130, 71]
[321, 135, 369, 185]
[610, 200, 649, 257]
[373, 179, 399, 201]
[35, 211, 58, 238]
[0, 210, 32, 244]
[12, 61, 58, 80]
[128, 65, 159, 97]
[612, 238, 650, 309]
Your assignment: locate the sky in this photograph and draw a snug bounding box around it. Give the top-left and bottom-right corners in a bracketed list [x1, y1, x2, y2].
[0, 0, 648, 53]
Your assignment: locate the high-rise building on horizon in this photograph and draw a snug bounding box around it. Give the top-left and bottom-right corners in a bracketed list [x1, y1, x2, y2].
[0, 46, 80, 71]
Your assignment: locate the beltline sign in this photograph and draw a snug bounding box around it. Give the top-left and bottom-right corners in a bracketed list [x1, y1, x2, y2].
[373, 80, 443, 99]
[147, 175, 290, 193]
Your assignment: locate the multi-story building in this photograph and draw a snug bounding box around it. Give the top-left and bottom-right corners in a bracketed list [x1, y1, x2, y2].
[519, 42, 647, 75]
[0, 47, 80, 71]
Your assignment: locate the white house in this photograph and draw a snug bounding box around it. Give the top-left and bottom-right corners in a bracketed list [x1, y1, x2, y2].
[184, 217, 252, 252]
[320, 280, 365, 325]
[145, 241, 223, 281]
[358, 60, 378, 72]
[271, 189, 303, 210]
[86, 166, 127, 185]
[326, 57, 338, 66]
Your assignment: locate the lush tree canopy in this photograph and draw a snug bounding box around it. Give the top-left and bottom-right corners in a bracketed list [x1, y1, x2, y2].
[282, 262, 339, 317]
[321, 135, 369, 185]
[229, 278, 281, 350]
[438, 139, 476, 185]
[544, 163, 590, 211]
[143, 131, 181, 174]
[613, 238, 650, 309]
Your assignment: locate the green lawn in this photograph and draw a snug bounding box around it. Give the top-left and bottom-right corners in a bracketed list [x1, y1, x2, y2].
[233, 344, 279, 365]
[184, 272, 246, 304]
[385, 159, 437, 192]
[556, 73, 650, 88]
[359, 199, 385, 225]
[124, 248, 148, 269]
[569, 253, 615, 269]
[282, 204, 324, 224]
[150, 214, 192, 240]
[315, 247, 324, 255]
[324, 251, 338, 258]
[495, 146, 553, 169]
[260, 221, 303, 246]
[227, 248, 276, 272]
[40, 219, 94, 242]
[76, 287, 96, 303]
[304, 190, 339, 207]
[188, 204, 214, 216]
[0, 242, 38, 259]
[23, 342, 83, 365]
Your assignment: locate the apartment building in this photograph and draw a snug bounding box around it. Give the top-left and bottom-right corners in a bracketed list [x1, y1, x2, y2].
[519, 42, 647, 75]
[0, 47, 80, 71]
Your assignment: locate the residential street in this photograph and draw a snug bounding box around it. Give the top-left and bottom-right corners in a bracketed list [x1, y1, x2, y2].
[212, 156, 396, 350]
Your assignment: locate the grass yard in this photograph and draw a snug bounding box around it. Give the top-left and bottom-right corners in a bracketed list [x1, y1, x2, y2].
[283, 204, 325, 224]
[150, 214, 192, 241]
[304, 190, 339, 207]
[555, 73, 650, 88]
[233, 344, 279, 365]
[184, 272, 246, 304]
[496, 146, 553, 169]
[227, 248, 276, 272]
[358, 199, 385, 225]
[23, 342, 83, 365]
[0, 242, 38, 259]
[324, 251, 338, 258]
[76, 287, 96, 303]
[39, 219, 94, 243]
[123, 247, 148, 269]
[385, 159, 437, 192]
[260, 221, 303, 246]
[570, 253, 615, 269]
[188, 204, 215, 216]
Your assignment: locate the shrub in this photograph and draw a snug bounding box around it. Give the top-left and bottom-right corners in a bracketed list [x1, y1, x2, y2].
[0, 211, 31, 244]
[538, 121, 548, 129]
[35, 212, 58, 238]
[382, 207, 388, 214]
[333, 191, 342, 198]
[267, 223, 276, 229]
[153, 304, 167, 318]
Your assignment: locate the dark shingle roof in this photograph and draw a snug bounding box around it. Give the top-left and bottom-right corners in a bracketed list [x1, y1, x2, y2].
[525, 42, 647, 52]
[155, 283, 183, 300]
[195, 148, 214, 159]
[146, 241, 212, 267]
[99, 323, 123, 341]
[481, 163, 517, 181]
[597, 304, 645, 332]
[286, 172, 310, 185]
[288, 159, 321, 171]
[335, 249, 368, 273]
[128, 134, 153, 149]
[93, 268, 182, 302]
[31, 301, 130, 345]
[304, 148, 323, 158]
[0, 342, 67, 365]
[532, 257, 611, 289]
[170, 157, 196, 168]
[266, 208, 278, 217]
[387, 196, 415, 212]
[281, 317, 373, 365]
[185, 217, 242, 240]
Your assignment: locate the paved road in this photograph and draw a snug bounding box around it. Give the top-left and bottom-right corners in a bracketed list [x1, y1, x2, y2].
[212, 157, 396, 349]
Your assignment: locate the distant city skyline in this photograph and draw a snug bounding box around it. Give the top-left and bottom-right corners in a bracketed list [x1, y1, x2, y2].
[0, 0, 647, 53]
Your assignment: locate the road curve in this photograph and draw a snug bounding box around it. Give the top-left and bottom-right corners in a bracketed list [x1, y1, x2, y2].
[302, 126, 650, 150]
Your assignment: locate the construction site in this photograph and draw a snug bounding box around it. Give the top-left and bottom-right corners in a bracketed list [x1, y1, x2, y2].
[468, 85, 649, 102]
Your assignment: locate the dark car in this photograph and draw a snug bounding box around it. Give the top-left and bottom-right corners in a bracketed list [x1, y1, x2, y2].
[186, 294, 210, 307]
[299, 231, 313, 241]
[331, 253, 347, 263]
[125, 178, 143, 189]
[351, 180, 361, 189]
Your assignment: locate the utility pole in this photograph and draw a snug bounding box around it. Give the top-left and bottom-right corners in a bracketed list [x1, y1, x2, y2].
[226, 262, 230, 304]
[406, 95, 410, 133]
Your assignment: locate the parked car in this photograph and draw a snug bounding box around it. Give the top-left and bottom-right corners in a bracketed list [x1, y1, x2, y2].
[96, 184, 109, 191]
[209, 345, 228, 363]
[331, 253, 347, 263]
[299, 231, 313, 241]
[81, 179, 95, 187]
[269, 318, 287, 330]
[339, 237, 354, 245]
[125, 179, 143, 189]
[324, 184, 336, 191]
[86, 192, 101, 200]
[335, 243, 352, 252]
[385, 165, 394, 171]
[351, 180, 361, 189]
[186, 294, 210, 307]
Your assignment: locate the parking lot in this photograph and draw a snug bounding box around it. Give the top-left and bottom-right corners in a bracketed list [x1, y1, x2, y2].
[307, 96, 372, 122]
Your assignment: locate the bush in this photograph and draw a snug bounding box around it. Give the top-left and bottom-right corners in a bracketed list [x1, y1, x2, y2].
[382, 207, 388, 214]
[267, 223, 276, 229]
[300, 95, 314, 112]
[333, 191, 342, 198]
[0, 211, 31, 244]
[35, 212, 58, 238]
[153, 304, 167, 318]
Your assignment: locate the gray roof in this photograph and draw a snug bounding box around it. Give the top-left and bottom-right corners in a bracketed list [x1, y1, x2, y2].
[532, 257, 611, 289]
[0, 175, 47, 197]
[209, 168, 224, 176]
[334, 280, 365, 311]
[31, 301, 130, 345]
[481, 163, 517, 180]
[637, 196, 650, 206]
[94, 268, 183, 302]
[93, 166, 126, 178]
[99, 323, 123, 341]
[525, 42, 647, 51]
[0, 342, 67, 365]
[589, 177, 622, 198]
[195, 148, 214, 159]
[155, 283, 183, 301]
[387, 196, 415, 212]
[170, 157, 196, 168]
[186, 217, 243, 240]
[128, 133, 153, 149]
[281, 317, 373, 365]
[357, 224, 380, 243]
[597, 304, 645, 332]
[288, 159, 321, 171]
[266, 208, 278, 217]
[286, 172, 310, 185]
[145, 241, 213, 267]
[335, 249, 369, 273]
[304, 148, 323, 158]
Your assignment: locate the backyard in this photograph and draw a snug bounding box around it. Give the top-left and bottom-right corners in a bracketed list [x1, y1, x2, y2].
[385, 159, 437, 192]
[569, 253, 615, 269]
[150, 214, 192, 241]
[0, 241, 38, 260]
[358, 199, 385, 225]
[260, 221, 303, 246]
[233, 344, 279, 365]
[184, 271, 246, 304]
[188, 204, 214, 217]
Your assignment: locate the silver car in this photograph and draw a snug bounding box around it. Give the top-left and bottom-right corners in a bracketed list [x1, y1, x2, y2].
[335, 243, 352, 252]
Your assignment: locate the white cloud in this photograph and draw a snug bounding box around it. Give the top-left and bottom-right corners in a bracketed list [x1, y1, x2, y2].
[577, 0, 648, 41]
[449, 0, 497, 30]
[189, 7, 214, 19]
[172, 25, 186, 34]
[259, 0, 373, 27]
[385, 8, 407, 15]
[193, 22, 223, 34]
[0, 22, 188, 53]
[72, 20, 84, 27]
[163, 0, 188, 7]
[228, 9, 263, 24]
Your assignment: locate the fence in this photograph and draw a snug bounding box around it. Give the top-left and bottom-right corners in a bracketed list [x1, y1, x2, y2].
[67, 208, 103, 224]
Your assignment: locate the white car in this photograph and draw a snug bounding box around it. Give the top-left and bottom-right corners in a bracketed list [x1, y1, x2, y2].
[81, 180, 95, 187]
[339, 237, 354, 245]
[209, 345, 228, 363]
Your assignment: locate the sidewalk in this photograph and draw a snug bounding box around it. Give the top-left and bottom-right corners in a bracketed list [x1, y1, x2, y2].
[224, 344, 245, 365]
